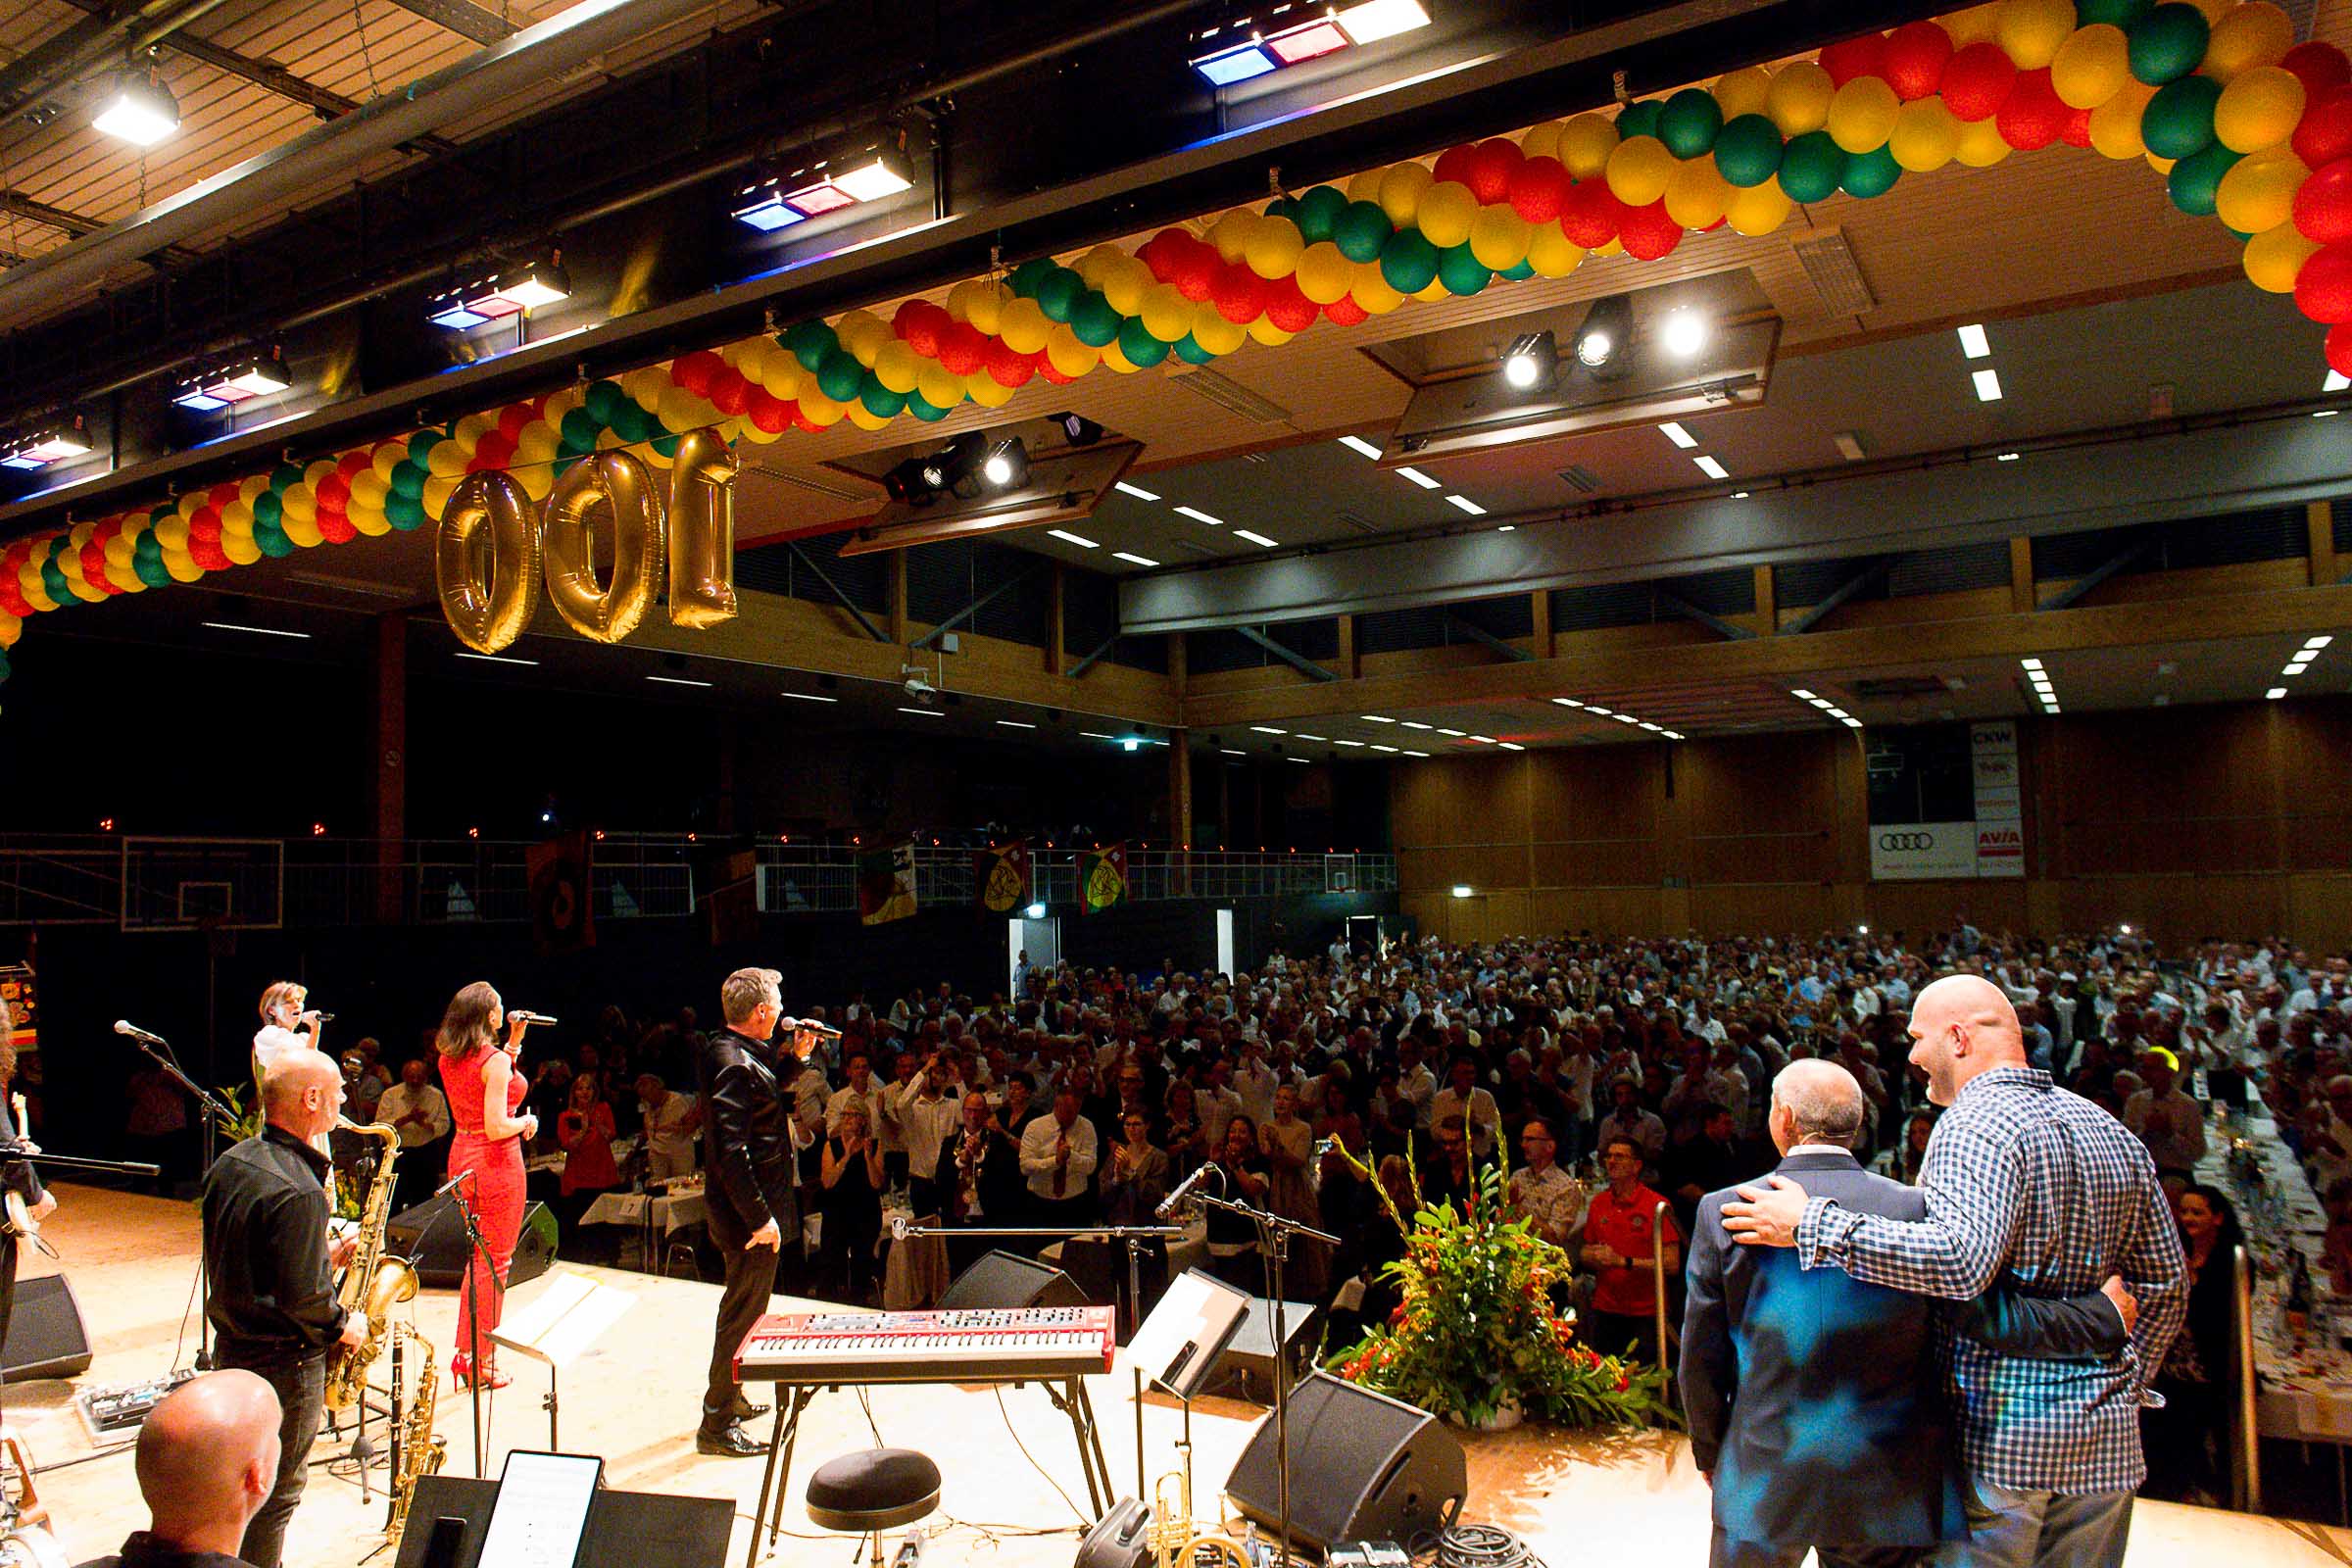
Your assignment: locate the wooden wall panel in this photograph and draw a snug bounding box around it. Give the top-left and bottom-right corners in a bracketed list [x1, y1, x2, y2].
[1865, 878, 2031, 939]
[1682, 732, 1839, 838]
[1690, 882, 1835, 935]
[1530, 886, 1668, 936]
[1529, 747, 1659, 840]
[1531, 839, 1660, 888]
[1689, 832, 1838, 886]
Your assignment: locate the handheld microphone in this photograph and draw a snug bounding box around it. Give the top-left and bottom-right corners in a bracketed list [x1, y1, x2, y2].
[308, 1012, 336, 1025]
[781, 1016, 844, 1041]
[510, 1010, 559, 1026]
[1155, 1160, 1222, 1219]
[115, 1020, 167, 1047]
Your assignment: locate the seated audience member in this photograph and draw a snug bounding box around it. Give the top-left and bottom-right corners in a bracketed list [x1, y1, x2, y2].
[76, 1369, 282, 1568]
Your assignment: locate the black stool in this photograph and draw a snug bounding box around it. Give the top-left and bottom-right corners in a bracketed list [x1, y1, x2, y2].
[806, 1448, 940, 1568]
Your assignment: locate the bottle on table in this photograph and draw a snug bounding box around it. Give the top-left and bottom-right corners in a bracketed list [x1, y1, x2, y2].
[2286, 1250, 2316, 1348]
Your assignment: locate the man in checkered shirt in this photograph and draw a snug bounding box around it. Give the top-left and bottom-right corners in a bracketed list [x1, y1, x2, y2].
[1724, 974, 2185, 1568]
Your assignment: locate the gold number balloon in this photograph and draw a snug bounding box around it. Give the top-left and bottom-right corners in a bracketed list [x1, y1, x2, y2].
[542, 449, 663, 644]
[434, 470, 541, 654]
[666, 426, 739, 630]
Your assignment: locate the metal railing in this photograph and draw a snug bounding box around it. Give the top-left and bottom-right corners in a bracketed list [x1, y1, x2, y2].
[756, 845, 1394, 915]
[2231, 1243, 2260, 1514]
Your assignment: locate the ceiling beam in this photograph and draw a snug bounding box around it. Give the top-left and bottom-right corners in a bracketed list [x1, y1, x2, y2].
[782, 540, 887, 642]
[2036, 532, 2158, 612]
[1782, 558, 1892, 635]
[1178, 579, 2352, 730]
[1443, 612, 1536, 661]
[1655, 593, 1754, 642]
[1235, 626, 1337, 683]
[911, 561, 1048, 652]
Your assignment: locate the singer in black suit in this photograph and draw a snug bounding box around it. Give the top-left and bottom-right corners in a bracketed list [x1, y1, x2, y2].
[1682, 1060, 2132, 1568]
[696, 967, 818, 1457]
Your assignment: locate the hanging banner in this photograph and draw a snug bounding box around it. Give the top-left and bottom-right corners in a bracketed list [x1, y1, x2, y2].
[975, 840, 1033, 913]
[1081, 843, 1129, 914]
[1972, 721, 2024, 878]
[525, 831, 596, 956]
[1869, 823, 1979, 882]
[0, 966, 33, 1054]
[858, 843, 918, 926]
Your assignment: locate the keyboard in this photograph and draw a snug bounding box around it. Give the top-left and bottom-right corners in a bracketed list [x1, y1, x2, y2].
[734, 1304, 1117, 1385]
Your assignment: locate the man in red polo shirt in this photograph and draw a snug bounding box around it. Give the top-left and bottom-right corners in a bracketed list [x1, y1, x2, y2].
[1580, 1134, 1680, 1364]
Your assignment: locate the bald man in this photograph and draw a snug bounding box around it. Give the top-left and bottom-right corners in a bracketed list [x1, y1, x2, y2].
[201, 1051, 363, 1568]
[75, 1370, 282, 1568]
[1723, 975, 2185, 1568]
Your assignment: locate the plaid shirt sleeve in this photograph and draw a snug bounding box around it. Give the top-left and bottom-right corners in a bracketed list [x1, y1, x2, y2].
[1795, 1107, 2025, 1298]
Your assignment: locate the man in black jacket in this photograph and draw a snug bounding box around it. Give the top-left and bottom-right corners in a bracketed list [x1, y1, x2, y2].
[935, 1091, 1026, 1278]
[200, 1052, 363, 1568]
[74, 1370, 283, 1568]
[696, 966, 820, 1457]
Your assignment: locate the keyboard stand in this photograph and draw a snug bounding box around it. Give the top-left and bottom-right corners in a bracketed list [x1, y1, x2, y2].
[743, 1377, 1110, 1568]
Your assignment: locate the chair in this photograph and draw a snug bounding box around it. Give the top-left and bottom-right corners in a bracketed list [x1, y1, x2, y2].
[806, 1448, 940, 1568]
[663, 1239, 703, 1280]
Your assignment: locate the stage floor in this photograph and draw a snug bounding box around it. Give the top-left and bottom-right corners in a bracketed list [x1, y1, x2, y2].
[10, 1187, 2346, 1568]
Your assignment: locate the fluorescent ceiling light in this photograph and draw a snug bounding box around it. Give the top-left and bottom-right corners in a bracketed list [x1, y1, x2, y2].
[1789, 689, 1815, 699]
[1222, 748, 1249, 757]
[782, 691, 839, 703]
[1338, 435, 1384, 459]
[1639, 721, 1661, 731]
[1551, 697, 1584, 708]
[1288, 757, 1312, 764]
[1615, 713, 1640, 724]
[2319, 410, 2341, 419]
[1174, 506, 1223, 526]
[1112, 552, 1160, 567]
[1334, 739, 1367, 748]
[1400, 720, 1434, 729]
[899, 706, 946, 717]
[1451, 884, 1475, 898]
[1046, 529, 1099, 549]
[647, 674, 712, 687]
[1587, 706, 1614, 716]
[1396, 466, 1441, 489]
[1664, 731, 1685, 740]
[1496, 524, 1515, 531]
[1729, 492, 1749, 500]
[201, 620, 310, 640]
[1957, 323, 1990, 360]
[1403, 750, 1429, 758]
[1080, 731, 1114, 739]
[1972, 368, 2003, 402]
[457, 651, 539, 666]
[1833, 431, 1866, 462]
[1468, 735, 1495, 744]
[1362, 714, 1396, 723]
[1337, 0, 1433, 45]
[2283, 661, 2311, 676]
[1114, 481, 1161, 501]
[996, 719, 1037, 729]
[1250, 726, 1287, 734]
[1497, 742, 1525, 751]
[1436, 727, 1464, 736]
[1233, 529, 1280, 548]
[2305, 636, 2332, 650]
[1658, 421, 1697, 449]
[1692, 455, 1730, 480]
[1295, 732, 1327, 742]
[1445, 495, 1486, 514]
[2020, 659, 2044, 671]
[1371, 744, 1399, 753]
[2269, 687, 2288, 700]
[1840, 716, 1864, 728]
[1996, 451, 2021, 463]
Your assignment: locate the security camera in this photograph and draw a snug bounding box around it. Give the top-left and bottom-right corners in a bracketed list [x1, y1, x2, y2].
[903, 670, 937, 703]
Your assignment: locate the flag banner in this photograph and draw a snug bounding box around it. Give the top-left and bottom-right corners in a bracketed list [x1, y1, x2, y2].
[525, 831, 595, 956]
[1081, 843, 1129, 914]
[975, 840, 1033, 913]
[859, 842, 919, 926]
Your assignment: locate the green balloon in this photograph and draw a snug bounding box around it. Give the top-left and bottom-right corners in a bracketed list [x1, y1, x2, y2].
[1776, 129, 1846, 202]
[815, 346, 865, 405]
[1616, 100, 1663, 141]
[1008, 258, 1056, 297]
[1713, 114, 1785, 188]
[2167, 140, 2241, 216]
[1294, 185, 1348, 244]
[1839, 144, 1902, 198]
[2142, 74, 2221, 160]
[1071, 290, 1123, 348]
[559, 409, 601, 449]
[1173, 333, 1218, 366]
[388, 460, 428, 501]
[905, 391, 950, 422]
[2078, 0, 2152, 24]
[782, 320, 835, 371]
[407, 428, 443, 465]
[270, 463, 304, 494]
[133, 555, 171, 588]
[2129, 4, 2209, 86]
[385, 493, 427, 532]
[0, 649, 10, 684]
[254, 523, 294, 559]
[859, 372, 907, 417]
[1379, 228, 1440, 293]
[1034, 267, 1086, 323]
[133, 531, 162, 562]
[1436, 241, 1491, 296]
[1658, 87, 1724, 158]
[1333, 200, 1393, 263]
[1498, 260, 1536, 280]
[253, 491, 283, 528]
[1119, 317, 1171, 368]
[40, 561, 78, 605]
[651, 433, 681, 460]
[610, 400, 659, 444]
[582, 380, 626, 426]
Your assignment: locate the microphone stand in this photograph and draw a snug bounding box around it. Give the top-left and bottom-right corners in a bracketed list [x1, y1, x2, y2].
[415, 1172, 498, 1477]
[121, 1030, 238, 1369]
[1192, 1194, 1339, 1568]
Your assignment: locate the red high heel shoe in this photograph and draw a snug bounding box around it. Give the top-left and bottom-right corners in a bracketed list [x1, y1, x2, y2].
[450, 1351, 511, 1391]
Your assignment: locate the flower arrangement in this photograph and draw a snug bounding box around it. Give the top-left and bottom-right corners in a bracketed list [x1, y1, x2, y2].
[1326, 1149, 1674, 1431]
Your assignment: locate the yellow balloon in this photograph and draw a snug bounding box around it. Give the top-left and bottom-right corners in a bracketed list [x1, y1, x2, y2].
[1102, 257, 1151, 317]
[2051, 24, 2130, 110]
[304, 458, 338, 488]
[1766, 61, 1835, 136]
[998, 296, 1052, 355]
[1047, 323, 1101, 379]
[517, 465, 555, 502]
[1412, 277, 1451, 302]
[2088, 78, 2155, 159]
[1347, 168, 1387, 203]
[452, 412, 496, 451]
[2204, 0, 2293, 79]
[1725, 182, 1793, 236]
[1210, 209, 1258, 264]
[1889, 98, 1962, 172]
[1663, 156, 1731, 229]
[166, 549, 207, 580]
[944, 278, 985, 322]
[1525, 225, 1586, 278]
[967, 371, 1018, 408]
[1378, 162, 1434, 226]
[1246, 316, 1295, 347]
[1467, 205, 1533, 270]
[222, 532, 263, 566]
[1140, 282, 1192, 343]
[1416, 180, 1479, 247]
[153, 515, 189, 551]
[2216, 147, 2309, 235]
[1558, 113, 1620, 179]
[2214, 67, 2305, 155]
[0, 612, 16, 648]
[1993, 0, 2073, 70]
[370, 444, 405, 483]
[1076, 245, 1125, 288]
[1296, 240, 1354, 304]
[835, 310, 890, 367]
[1100, 338, 1140, 374]
[1350, 266, 1406, 314]
[1519, 122, 1564, 162]
[282, 512, 323, 550]
[621, 366, 669, 410]
[421, 473, 460, 515]
[1712, 66, 1772, 121]
[280, 486, 317, 524]
[2145, 150, 2177, 176]
[2245, 220, 2323, 292]
[873, 339, 922, 396]
[1592, 235, 1625, 258]
[1243, 215, 1304, 281]
[1191, 307, 1247, 355]
[658, 386, 710, 434]
[963, 280, 1007, 337]
[844, 402, 894, 432]
[1826, 76, 1900, 155]
[1604, 136, 1675, 206]
[798, 391, 844, 428]
[426, 439, 470, 479]
[237, 472, 272, 503]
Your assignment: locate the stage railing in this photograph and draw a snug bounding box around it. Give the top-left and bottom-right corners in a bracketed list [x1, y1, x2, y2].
[1651, 1200, 1675, 1396]
[2230, 1243, 2261, 1514]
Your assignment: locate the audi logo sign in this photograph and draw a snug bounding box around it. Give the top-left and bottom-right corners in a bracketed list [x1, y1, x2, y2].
[1877, 833, 1937, 851]
[1870, 821, 1980, 881]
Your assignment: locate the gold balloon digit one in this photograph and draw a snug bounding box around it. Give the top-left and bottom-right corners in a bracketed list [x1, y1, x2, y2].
[542, 449, 663, 644]
[666, 426, 739, 629]
[434, 471, 541, 654]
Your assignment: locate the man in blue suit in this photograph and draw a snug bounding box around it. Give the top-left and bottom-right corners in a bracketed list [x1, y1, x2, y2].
[1682, 1062, 2132, 1568]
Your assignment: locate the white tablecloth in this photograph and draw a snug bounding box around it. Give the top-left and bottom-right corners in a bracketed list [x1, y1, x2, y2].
[578, 1188, 707, 1235]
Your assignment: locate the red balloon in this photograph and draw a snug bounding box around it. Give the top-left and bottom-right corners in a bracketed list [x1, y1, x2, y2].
[984, 338, 1037, 388]
[1140, 229, 1189, 284]
[339, 450, 373, 474]
[1265, 278, 1319, 333]
[1171, 239, 1220, 302]
[2281, 42, 2352, 99]
[1882, 21, 1953, 101]
[1996, 68, 2067, 151]
[1942, 41, 2018, 122]
[496, 402, 533, 442]
[2296, 87, 2352, 172]
[936, 321, 987, 376]
[1037, 359, 1076, 385]
[190, 509, 223, 545]
[2329, 320, 2352, 378]
[0, 585, 28, 618]
[2298, 160, 2352, 245]
[78, 541, 107, 583]
[1465, 138, 1524, 205]
[470, 432, 516, 470]
[670, 350, 724, 397]
[317, 511, 357, 545]
[2297, 241, 2352, 323]
[1818, 32, 1888, 89]
[1559, 179, 1625, 248]
[317, 473, 350, 507]
[892, 299, 949, 357]
[190, 538, 231, 572]
[746, 387, 788, 432]
[1432, 143, 1480, 189]
[1211, 262, 1267, 323]
[208, 482, 240, 508]
[1618, 199, 1683, 261]
[708, 367, 751, 416]
[1507, 155, 1572, 222]
[1324, 295, 1370, 326]
[2060, 105, 2094, 149]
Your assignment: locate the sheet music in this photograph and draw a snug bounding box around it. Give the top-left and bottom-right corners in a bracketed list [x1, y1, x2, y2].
[477, 1451, 601, 1568]
[492, 1270, 636, 1369]
[1126, 1268, 1250, 1399]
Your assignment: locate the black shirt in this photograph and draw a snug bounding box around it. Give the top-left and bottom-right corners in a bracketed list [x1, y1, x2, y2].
[203, 1125, 347, 1360]
[77, 1531, 253, 1568]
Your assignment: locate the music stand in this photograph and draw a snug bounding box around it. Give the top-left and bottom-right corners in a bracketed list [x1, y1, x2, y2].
[1123, 1268, 1252, 1501]
[489, 1271, 637, 1450]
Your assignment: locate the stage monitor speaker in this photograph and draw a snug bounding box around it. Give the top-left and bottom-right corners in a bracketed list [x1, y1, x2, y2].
[386, 1197, 558, 1291]
[2, 1274, 92, 1383]
[1223, 1372, 1465, 1553]
[937, 1250, 1088, 1311]
[1073, 1495, 1153, 1568]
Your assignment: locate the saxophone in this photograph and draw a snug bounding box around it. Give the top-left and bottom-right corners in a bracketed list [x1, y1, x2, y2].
[325, 1117, 417, 1411]
[386, 1324, 446, 1550]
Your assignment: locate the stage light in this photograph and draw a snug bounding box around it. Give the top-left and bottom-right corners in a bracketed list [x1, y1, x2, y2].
[1500, 330, 1556, 392]
[1051, 412, 1104, 447]
[1573, 295, 1632, 371]
[1192, 39, 1278, 85]
[831, 148, 916, 202]
[729, 180, 806, 232]
[1337, 0, 1432, 43]
[93, 72, 179, 145]
[0, 422, 90, 469]
[981, 437, 1029, 489]
[1025, 902, 1047, 919]
[884, 456, 939, 507]
[1267, 18, 1350, 63]
[182, 349, 291, 410]
[481, 256, 570, 313]
[1660, 310, 1708, 358]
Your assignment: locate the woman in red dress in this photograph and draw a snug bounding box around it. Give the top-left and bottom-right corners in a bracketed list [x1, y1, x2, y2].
[435, 981, 540, 1389]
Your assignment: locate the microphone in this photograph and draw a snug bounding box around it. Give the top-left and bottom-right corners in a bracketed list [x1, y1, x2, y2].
[1155, 1160, 1221, 1219]
[510, 1010, 559, 1026]
[431, 1168, 476, 1200]
[781, 1016, 844, 1041]
[308, 1012, 336, 1025]
[115, 1020, 167, 1047]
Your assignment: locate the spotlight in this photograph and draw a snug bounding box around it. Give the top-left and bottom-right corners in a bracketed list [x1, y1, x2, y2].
[981, 437, 1029, 490]
[1659, 309, 1708, 359]
[729, 179, 806, 232]
[1187, 1, 1429, 86]
[1024, 902, 1048, 919]
[429, 252, 569, 328]
[176, 348, 293, 411]
[1499, 330, 1556, 392]
[883, 456, 939, 508]
[0, 420, 91, 470]
[1051, 412, 1104, 447]
[93, 70, 179, 145]
[1573, 295, 1633, 372]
